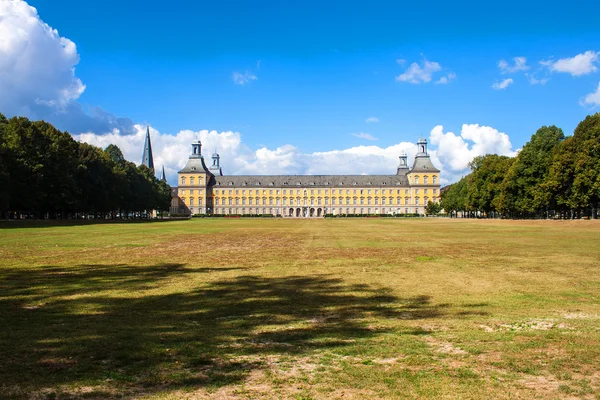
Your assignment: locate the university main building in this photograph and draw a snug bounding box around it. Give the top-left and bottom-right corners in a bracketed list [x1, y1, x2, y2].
[162, 136, 441, 217]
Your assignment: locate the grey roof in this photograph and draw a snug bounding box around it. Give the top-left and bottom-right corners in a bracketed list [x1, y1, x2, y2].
[210, 174, 410, 188]
[178, 156, 211, 173]
[142, 126, 154, 171]
[410, 156, 440, 173]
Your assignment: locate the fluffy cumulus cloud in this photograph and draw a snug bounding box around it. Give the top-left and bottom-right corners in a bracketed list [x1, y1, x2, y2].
[498, 57, 529, 74]
[580, 82, 600, 107]
[232, 70, 258, 85]
[75, 126, 423, 184]
[429, 124, 516, 182]
[0, 0, 136, 134]
[492, 78, 514, 90]
[75, 122, 516, 186]
[0, 0, 84, 112]
[542, 51, 599, 76]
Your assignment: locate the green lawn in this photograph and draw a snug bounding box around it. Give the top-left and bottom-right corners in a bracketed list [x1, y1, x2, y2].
[1, 218, 599, 399]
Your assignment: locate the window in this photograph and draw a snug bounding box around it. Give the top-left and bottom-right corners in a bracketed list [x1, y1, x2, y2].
[434, 189, 437, 195]
[242, 198, 246, 205]
[414, 176, 419, 184]
[415, 197, 420, 205]
[228, 198, 232, 205]
[433, 176, 437, 184]
[425, 189, 428, 194]
[375, 197, 379, 205]
[190, 177, 195, 185]
[189, 198, 194, 205]
[346, 197, 350, 205]
[424, 176, 428, 184]
[405, 189, 409, 195]
[181, 177, 186, 185]
[382, 197, 386, 205]
[416, 189, 419, 194]
[332, 198, 336, 205]
[353, 198, 357, 205]
[249, 198, 253, 205]
[199, 198, 203, 206]
[360, 198, 364, 205]
[405, 197, 409, 205]
[235, 198, 239, 205]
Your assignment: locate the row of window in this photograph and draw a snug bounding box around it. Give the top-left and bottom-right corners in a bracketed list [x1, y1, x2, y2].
[413, 176, 436, 184]
[179, 189, 204, 196]
[180, 186, 437, 195]
[209, 207, 423, 215]
[212, 197, 436, 206]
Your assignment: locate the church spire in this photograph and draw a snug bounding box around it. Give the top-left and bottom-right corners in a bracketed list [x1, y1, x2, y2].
[142, 126, 154, 171]
[160, 165, 166, 182]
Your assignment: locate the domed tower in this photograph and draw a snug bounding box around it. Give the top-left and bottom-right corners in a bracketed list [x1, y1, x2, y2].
[396, 153, 409, 175]
[209, 151, 223, 176]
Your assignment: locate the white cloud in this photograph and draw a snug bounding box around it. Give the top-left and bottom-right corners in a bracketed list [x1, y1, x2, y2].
[233, 70, 257, 85]
[526, 73, 549, 85]
[429, 124, 516, 183]
[351, 132, 378, 141]
[435, 72, 456, 85]
[542, 51, 599, 76]
[0, 0, 136, 134]
[498, 57, 529, 74]
[492, 78, 514, 90]
[75, 122, 516, 186]
[0, 0, 85, 115]
[580, 82, 600, 107]
[396, 59, 442, 84]
[365, 117, 379, 123]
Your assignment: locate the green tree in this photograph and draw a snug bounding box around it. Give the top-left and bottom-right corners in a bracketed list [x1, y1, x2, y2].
[467, 154, 515, 216]
[426, 200, 441, 215]
[499, 125, 564, 217]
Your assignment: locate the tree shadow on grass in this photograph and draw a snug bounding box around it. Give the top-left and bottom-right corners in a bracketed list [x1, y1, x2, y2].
[0, 263, 486, 398]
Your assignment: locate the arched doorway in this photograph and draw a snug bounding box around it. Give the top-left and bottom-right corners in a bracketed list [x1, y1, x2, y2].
[317, 208, 322, 217]
[296, 208, 301, 217]
[309, 208, 315, 217]
[289, 208, 294, 217]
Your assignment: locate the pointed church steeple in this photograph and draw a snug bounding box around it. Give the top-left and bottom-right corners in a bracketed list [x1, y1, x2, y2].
[142, 126, 154, 171]
[160, 165, 167, 182]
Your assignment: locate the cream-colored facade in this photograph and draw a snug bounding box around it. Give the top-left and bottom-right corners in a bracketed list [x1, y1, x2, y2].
[171, 138, 440, 217]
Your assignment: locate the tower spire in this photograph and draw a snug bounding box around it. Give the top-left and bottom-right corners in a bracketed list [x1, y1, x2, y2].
[142, 126, 155, 171]
[160, 165, 166, 182]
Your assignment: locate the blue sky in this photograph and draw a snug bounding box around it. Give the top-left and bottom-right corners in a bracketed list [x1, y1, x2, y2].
[2, 0, 600, 183]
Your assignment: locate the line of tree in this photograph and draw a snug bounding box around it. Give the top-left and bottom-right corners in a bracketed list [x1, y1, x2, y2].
[441, 113, 600, 219]
[0, 114, 171, 219]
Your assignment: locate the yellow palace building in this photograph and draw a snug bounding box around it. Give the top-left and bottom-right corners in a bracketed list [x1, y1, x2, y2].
[170, 137, 440, 217]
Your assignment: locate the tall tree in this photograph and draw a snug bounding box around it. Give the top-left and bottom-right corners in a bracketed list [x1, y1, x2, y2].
[499, 126, 565, 216]
[467, 154, 514, 215]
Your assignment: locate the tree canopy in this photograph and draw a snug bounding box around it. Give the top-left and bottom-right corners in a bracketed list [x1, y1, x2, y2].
[0, 114, 171, 219]
[441, 113, 600, 219]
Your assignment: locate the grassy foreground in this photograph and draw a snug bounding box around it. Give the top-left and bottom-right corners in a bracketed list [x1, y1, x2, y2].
[1, 218, 599, 399]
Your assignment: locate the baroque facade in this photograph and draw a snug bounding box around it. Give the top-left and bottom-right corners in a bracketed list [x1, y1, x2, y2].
[169, 138, 441, 217]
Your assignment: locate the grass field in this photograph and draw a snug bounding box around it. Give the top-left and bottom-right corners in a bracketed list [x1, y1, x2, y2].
[1, 218, 599, 399]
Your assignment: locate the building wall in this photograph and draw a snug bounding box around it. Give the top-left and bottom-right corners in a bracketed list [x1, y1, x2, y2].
[173, 172, 440, 216]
